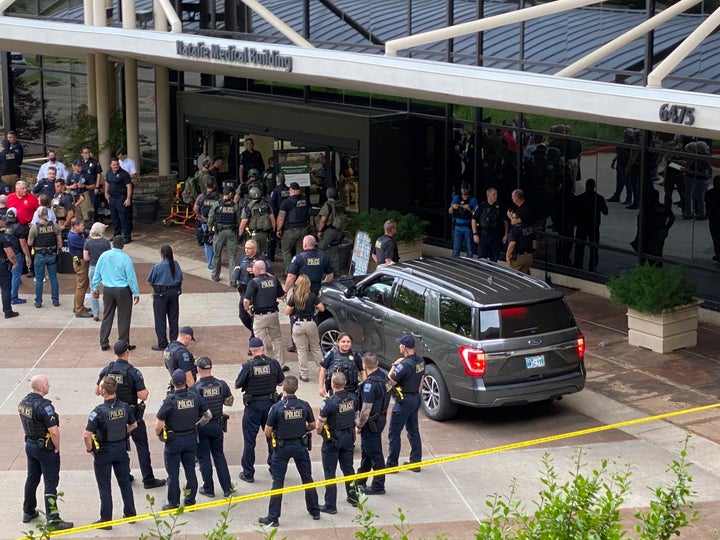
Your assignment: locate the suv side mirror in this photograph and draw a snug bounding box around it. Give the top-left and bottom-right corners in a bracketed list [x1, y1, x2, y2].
[345, 286, 357, 299]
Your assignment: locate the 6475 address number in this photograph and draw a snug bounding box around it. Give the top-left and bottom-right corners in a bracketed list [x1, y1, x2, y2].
[659, 103, 695, 126]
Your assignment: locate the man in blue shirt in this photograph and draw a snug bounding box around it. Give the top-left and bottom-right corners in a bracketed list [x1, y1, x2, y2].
[448, 182, 478, 258]
[67, 218, 92, 318]
[91, 236, 140, 351]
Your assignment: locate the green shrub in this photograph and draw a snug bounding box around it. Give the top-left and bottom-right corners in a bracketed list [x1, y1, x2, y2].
[607, 263, 696, 315]
[347, 209, 429, 243]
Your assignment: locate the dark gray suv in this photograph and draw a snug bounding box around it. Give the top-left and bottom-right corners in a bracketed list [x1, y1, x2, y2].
[317, 257, 586, 421]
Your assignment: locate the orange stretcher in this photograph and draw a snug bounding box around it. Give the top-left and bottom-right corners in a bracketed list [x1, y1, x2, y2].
[162, 182, 196, 229]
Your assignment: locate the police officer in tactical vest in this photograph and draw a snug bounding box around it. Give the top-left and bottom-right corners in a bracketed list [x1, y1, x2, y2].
[230, 239, 272, 352]
[275, 181, 310, 272]
[317, 372, 360, 512]
[260, 376, 320, 527]
[155, 369, 212, 510]
[268, 172, 290, 262]
[193, 356, 234, 498]
[83, 376, 137, 529]
[235, 337, 284, 483]
[285, 235, 334, 295]
[97, 340, 165, 489]
[18, 374, 73, 530]
[244, 259, 287, 369]
[355, 353, 391, 496]
[318, 332, 365, 397]
[386, 334, 425, 473]
[193, 179, 221, 269]
[27, 206, 62, 308]
[0, 211, 19, 319]
[239, 186, 276, 257]
[164, 326, 197, 388]
[207, 186, 241, 284]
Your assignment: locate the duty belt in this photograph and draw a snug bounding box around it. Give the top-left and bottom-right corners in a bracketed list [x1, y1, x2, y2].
[173, 429, 196, 435]
[35, 248, 56, 254]
[216, 224, 236, 231]
[286, 223, 308, 230]
[255, 309, 278, 315]
[153, 285, 179, 293]
[277, 437, 302, 445]
[295, 317, 314, 322]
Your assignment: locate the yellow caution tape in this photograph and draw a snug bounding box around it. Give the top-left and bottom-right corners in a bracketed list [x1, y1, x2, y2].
[33, 401, 720, 538]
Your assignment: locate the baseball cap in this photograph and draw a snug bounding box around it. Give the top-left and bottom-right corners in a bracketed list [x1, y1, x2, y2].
[460, 181, 470, 189]
[196, 356, 212, 370]
[249, 337, 264, 349]
[179, 326, 195, 341]
[72, 157, 84, 167]
[395, 334, 416, 348]
[289, 182, 300, 190]
[171, 369, 186, 385]
[113, 340, 130, 355]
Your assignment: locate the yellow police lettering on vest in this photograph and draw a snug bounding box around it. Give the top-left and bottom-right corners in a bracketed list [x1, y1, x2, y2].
[307, 257, 320, 265]
[296, 199, 307, 207]
[284, 409, 304, 420]
[339, 401, 355, 413]
[260, 280, 275, 288]
[38, 225, 55, 234]
[219, 206, 234, 213]
[18, 404, 33, 418]
[177, 399, 195, 409]
[253, 365, 271, 375]
[109, 408, 126, 420]
[202, 386, 221, 397]
[108, 374, 124, 384]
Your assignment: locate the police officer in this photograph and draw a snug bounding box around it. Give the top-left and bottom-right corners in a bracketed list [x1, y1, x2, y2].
[155, 369, 212, 510]
[275, 181, 310, 271]
[505, 210, 536, 275]
[243, 260, 287, 370]
[194, 356, 234, 498]
[268, 172, 290, 262]
[18, 374, 73, 530]
[316, 372, 359, 513]
[239, 187, 276, 256]
[316, 187, 347, 272]
[355, 353, 390, 497]
[6, 208, 31, 304]
[386, 334, 425, 473]
[32, 166, 58, 199]
[104, 158, 133, 243]
[66, 158, 95, 224]
[260, 376, 320, 527]
[208, 186, 241, 284]
[51, 178, 78, 231]
[27, 206, 61, 308]
[193, 179, 221, 270]
[164, 326, 197, 387]
[0, 211, 19, 318]
[230, 239, 272, 351]
[285, 235, 334, 294]
[372, 219, 399, 265]
[318, 332, 365, 397]
[97, 340, 166, 489]
[235, 337, 284, 483]
[83, 376, 137, 529]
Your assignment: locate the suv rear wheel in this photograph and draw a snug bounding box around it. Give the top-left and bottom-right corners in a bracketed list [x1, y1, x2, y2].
[421, 364, 458, 421]
[317, 318, 341, 356]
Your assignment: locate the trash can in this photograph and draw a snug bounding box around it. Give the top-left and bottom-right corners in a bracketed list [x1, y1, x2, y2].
[133, 195, 159, 224]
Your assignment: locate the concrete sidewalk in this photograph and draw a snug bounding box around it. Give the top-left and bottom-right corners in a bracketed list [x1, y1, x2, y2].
[1, 221, 720, 539]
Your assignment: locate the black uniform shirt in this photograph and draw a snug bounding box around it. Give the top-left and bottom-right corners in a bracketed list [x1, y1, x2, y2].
[267, 395, 314, 440]
[235, 355, 284, 395]
[18, 393, 59, 439]
[280, 195, 310, 228]
[390, 354, 425, 394]
[360, 369, 390, 415]
[373, 234, 399, 264]
[287, 249, 333, 293]
[192, 376, 232, 419]
[164, 341, 196, 380]
[156, 387, 208, 432]
[0, 229, 13, 261]
[245, 274, 284, 313]
[319, 390, 358, 431]
[287, 291, 320, 319]
[98, 359, 146, 407]
[106, 167, 132, 199]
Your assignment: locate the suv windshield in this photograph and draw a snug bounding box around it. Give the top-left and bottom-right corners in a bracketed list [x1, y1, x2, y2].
[480, 299, 575, 339]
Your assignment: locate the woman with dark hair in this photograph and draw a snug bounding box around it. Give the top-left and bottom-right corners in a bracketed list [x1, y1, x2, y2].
[318, 331, 365, 397]
[147, 245, 183, 351]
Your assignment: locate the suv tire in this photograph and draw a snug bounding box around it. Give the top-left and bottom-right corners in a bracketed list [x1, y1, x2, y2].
[422, 364, 458, 421]
[317, 318, 341, 357]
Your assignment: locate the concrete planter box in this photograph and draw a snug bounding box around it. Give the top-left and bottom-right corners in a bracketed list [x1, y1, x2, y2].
[627, 302, 700, 354]
[397, 239, 424, 262]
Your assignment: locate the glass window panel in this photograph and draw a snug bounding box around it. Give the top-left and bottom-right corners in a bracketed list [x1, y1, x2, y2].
[393, 280, 426, 321]
[438, 295, 472, 338]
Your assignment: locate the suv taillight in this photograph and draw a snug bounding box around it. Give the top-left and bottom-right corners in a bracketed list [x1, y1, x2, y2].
[459, 346, 486, 376]
[577, 332, 585, 362]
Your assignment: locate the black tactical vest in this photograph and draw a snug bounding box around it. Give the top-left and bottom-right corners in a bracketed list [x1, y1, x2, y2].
[18, 394, 51, 439]
[214, 201, 238, 226]
[246, 356, 277, 396]
[200, 192, 221, 218]
[165, 389, 199, 432]
[95, 400, 130, 443]
[251, 275, 279, 311]
[193, 377, 224, 419]
[274, 399, 307, 440]
[105, 361, 138, 406]
[286, 196, 310, 227]
[327, 392, 356, 431]
[33, 223, 57, 249]
[363, 370, 391, 416]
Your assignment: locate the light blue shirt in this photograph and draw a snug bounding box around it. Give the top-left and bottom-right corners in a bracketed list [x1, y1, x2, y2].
[91, 247, 140, 296]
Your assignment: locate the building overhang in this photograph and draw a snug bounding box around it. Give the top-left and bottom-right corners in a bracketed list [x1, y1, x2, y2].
[1, 16, 718, 138]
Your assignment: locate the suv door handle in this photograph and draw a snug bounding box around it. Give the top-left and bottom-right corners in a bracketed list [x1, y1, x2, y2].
[372, 316, 383, 322]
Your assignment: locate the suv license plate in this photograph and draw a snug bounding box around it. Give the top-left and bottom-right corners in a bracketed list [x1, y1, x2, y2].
[525, 355, 545, 369]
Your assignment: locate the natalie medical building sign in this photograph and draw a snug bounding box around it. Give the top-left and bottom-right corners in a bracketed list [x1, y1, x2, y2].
[176, 40, 293, 72]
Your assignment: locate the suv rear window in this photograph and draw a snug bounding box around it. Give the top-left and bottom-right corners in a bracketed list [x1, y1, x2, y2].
[480, 299, 575, 339]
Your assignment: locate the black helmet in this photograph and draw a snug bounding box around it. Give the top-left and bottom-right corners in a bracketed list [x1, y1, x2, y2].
[248, 168, 260, 178]
[248, 186, 262, 200]
[325, 187, 338, 199]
